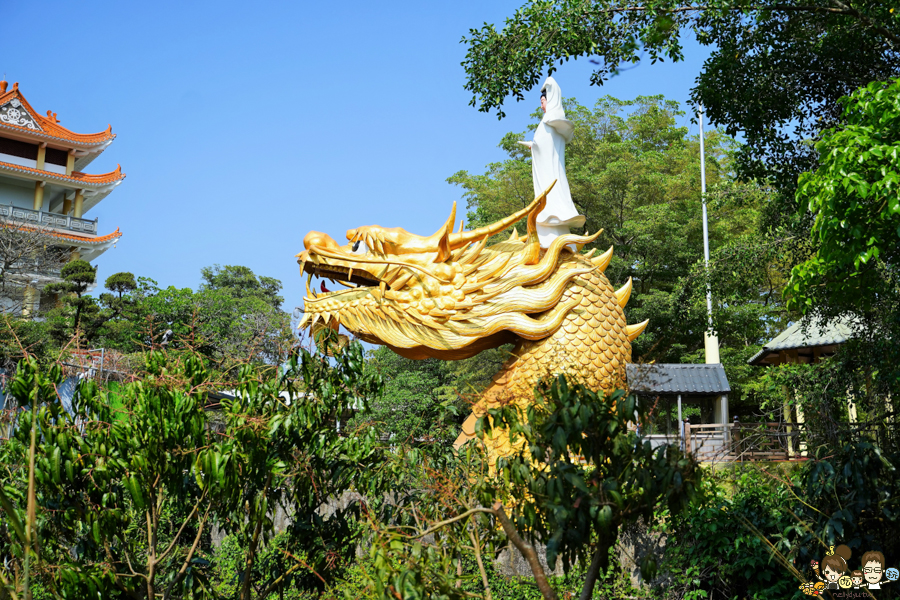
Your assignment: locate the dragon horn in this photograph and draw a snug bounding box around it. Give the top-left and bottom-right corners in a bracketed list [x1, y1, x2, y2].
[447, 181, 556, 249]
[522, 186, 549, 265]
[430, 202, 457, 263]
[615, 277, 633, 308]
[626, 319, 649, 341]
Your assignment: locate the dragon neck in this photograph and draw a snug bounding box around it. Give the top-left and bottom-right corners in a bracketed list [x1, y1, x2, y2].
[455, 255, 632, 447]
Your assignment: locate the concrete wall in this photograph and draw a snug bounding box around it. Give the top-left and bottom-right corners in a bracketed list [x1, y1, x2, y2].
[0, 179, 34, 209]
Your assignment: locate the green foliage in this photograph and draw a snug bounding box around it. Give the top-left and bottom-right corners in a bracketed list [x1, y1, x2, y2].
[460, 0, 899, 194]
[0, 336, 391, 600]
[354, 376, 699, 600]
[19, 263, 293, 371]
[796, 442, 900, 562]
[105, 272, 137, 298]
[213, 337, 389, 599]
[200, 264, 284, 310]
[662, 467, 802, 600]
[482, 378, 700, 593]
[44, 259, 99, 341]
[350, 345, 510, 444]
[448, 95, 784, 376]
[788, 77, 900, 313]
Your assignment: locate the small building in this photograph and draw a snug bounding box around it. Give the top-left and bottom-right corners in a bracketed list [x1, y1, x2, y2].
[748, 318, 853, 366]
[0, 79, 124, 315]
[748, 317, 856, 458]
[627, 363, 731, 461]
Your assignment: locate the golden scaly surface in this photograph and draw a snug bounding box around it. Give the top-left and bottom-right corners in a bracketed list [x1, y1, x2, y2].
[455, 251, 632, 451]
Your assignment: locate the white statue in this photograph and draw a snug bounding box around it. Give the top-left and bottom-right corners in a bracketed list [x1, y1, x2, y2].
[519, 76, 585, 248]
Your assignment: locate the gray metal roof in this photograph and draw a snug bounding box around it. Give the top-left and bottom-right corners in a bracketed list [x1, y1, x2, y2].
[626, 363, 731, 395]
[748, 318, 854, 365]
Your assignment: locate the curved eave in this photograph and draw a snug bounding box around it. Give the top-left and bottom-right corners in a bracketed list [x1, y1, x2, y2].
[0, 160, 126, 189]
[45, 227, 122, 246]
[0, 120, 116, 148]
[0, 89, 116, 148]
[2, 222, 123, 246]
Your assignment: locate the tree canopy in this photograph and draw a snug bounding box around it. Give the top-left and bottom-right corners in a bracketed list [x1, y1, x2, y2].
[460, 0, 899, 196]
[449, 96, 787, 408]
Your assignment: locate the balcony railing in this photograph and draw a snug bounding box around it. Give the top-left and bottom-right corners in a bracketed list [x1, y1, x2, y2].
[0, 204, 98, 235]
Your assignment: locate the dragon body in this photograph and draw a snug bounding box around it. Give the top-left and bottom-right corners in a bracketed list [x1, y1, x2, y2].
[296, 187, 646, 450]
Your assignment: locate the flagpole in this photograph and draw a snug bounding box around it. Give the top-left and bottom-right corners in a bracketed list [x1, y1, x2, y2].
[699, 105, 720, 364]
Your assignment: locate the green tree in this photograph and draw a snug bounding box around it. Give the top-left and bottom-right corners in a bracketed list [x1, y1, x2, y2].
[0, 338, 393, 599]
[787, 77, 900, 315]
[449, 95, 784, 378]
[352, 345, 511, 444]
[91, 266, 293, 370]
[44, 259, 100, 343]
[214, 337, 389, 599]
[360, 376, 700, 600]
[200, 264, 283, 309]
[460, 0, 899, 195]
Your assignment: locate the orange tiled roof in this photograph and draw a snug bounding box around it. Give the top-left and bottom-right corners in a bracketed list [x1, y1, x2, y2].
[0, 82, 115, 146]
[47, 227, 122, 244]
[0, 221, 122, 245]
[0, 160, 125, 187]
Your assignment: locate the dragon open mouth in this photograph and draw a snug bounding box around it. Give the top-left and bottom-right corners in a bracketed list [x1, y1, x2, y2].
[301, 262, 387, 290]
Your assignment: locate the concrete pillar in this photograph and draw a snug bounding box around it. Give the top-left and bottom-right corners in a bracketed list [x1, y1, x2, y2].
[69, 249, 81, 262]
[73, 190, 84, 218]
[66, 151, 75, 176]
[22, 283, 38, 318]
[782, 394, 795, 457]
[33, 181, 45, 211]
[63, 195, 73, 215]
[704, 331, 720, 363]
[796, 402, 808, 457]
[36, 143, 46, 170]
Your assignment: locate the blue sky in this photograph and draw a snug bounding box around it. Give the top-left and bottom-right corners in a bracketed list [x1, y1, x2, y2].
[4, 0, 711, 310]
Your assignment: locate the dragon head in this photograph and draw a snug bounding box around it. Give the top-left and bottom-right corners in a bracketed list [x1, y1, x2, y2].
[296, 184, 609, 360]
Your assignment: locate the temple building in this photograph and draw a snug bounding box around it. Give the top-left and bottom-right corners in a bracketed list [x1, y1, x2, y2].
[0, 79, 124, 316]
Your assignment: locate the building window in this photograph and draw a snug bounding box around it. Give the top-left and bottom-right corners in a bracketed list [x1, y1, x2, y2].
[0, 136, 38, 160]
[45, 147, 67, 166]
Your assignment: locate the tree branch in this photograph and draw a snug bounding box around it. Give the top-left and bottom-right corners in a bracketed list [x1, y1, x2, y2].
[468, 527, 493, 600]
[392, 507, 497, 539]
[492, 502, 558, 600]
[827, 0, 900, 45]
[154, 490, 207, 566]
[162, 505, 210, 600]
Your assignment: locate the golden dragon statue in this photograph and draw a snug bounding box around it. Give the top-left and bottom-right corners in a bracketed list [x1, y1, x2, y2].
[295, 185, 647, 452]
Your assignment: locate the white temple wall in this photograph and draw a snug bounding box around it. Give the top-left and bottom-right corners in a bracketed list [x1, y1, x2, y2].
[0, 179, 35, 209]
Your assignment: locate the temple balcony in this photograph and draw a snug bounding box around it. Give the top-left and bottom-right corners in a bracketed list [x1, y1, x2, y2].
[0, 203, 98, 235]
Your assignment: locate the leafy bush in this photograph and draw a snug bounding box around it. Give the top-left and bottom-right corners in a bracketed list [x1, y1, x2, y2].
[661, 467, 802, 600]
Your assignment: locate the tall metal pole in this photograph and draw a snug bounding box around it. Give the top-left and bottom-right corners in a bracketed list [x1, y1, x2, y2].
[699, 105, 719, 363]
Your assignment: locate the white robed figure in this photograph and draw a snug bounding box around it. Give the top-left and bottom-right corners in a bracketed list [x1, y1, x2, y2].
[519, 76, 585, 248]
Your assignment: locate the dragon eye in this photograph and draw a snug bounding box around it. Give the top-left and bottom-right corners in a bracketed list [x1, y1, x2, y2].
[352, 241, 360, 252]
[351, 240, 368, 254]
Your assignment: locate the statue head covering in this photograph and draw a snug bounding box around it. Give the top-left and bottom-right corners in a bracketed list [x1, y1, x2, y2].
[540, 76, 574, 142]
[541, 76, 566, 121]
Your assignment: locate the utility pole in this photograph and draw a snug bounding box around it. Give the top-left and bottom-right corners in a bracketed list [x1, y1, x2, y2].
[699, 105, 720, 364]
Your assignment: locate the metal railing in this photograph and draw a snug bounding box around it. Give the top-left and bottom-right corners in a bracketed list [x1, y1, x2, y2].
[0, 204, 98, 235]
[645, 422, 810, 464]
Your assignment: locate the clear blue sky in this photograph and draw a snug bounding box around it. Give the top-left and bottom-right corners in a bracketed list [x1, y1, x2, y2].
[4, 0, 711, 310]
